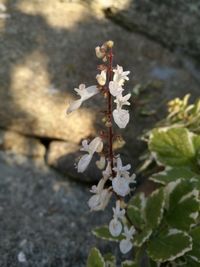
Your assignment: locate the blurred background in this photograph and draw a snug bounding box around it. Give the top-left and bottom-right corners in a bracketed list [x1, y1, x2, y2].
[0, 0, 199, 266]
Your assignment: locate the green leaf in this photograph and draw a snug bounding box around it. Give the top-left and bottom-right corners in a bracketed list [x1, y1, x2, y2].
[145, 188, 165, 230]
[165, 179, 199, 230]
[150, 166, 200, 185]
[186, 227, 200, 263]
[127, 193, 146, 229]
[148, 259, 158, 267]
[184, 258, 200, 267]
[103, 253, 116, 267]
[87, 248, 105, 267]
[193, 135, 200, 151]
[147, 228, 192, 262]
[93, 226, 123, 242]
[134, 227, 152, 247]
[149, 128, 196, 166]
[129, 192, 146, 207]
[176, 257, 199, 267]
[121, 260, 139, 267]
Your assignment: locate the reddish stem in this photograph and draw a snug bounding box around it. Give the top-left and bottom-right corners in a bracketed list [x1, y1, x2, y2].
[107, 48, 115, 177]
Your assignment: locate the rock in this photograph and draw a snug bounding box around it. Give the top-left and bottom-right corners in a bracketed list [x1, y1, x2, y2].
[0, 151, 113, 267]
[0, 1, 200, 180]
[47, 140, 102, 183]
[0, 0, 199, 149]
[0, 130, 45, 158]
[97, 0, 200, 61]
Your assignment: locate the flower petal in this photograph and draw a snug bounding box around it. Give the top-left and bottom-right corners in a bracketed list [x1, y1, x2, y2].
[89, 137, 103, 154]
[113, 65, 130, 86]
[109, 81, 123, 97]
[77, 154, 92, 173]
[88, 194, 101, 210]
[123, 226, 135, 239]
[119, 239, 133, 254]
[96, 70, 107, 86]
[113, 109, 130, 128]
[66, 99, 82, 114]
[109, 218, 122, 237]
[112, 176, 130, 197]
[88, 189, 112, 211]
[102, 161, 112, 179]
[82, 85, 99, 101]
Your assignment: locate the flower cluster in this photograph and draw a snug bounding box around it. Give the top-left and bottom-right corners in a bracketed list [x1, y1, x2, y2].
[108, 201, 135, 253]
[66, 41, 136, 255]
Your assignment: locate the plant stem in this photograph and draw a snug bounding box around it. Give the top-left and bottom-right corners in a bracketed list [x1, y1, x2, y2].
[107, 47, 114, 177]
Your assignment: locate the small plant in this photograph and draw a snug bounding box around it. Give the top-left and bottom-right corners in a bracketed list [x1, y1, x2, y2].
[67, 42, 200, 267]
[166, 94, 200, 133]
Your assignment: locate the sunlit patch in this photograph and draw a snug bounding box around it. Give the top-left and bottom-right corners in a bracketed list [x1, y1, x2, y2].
[16, 1, 89, 29]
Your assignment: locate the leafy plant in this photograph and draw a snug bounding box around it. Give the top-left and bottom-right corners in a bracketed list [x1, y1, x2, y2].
[165, 94, 200, 134]
[66, 41, 200, 266]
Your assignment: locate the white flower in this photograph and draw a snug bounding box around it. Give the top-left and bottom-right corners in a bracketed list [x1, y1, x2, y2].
[113, 200, 125, 220]
[119, 239, 133, 254]
[109, 218, 122, 237]
[109, 200, 125, 237]
[114, 93, 131, 109]
[113, 108, 130, 128]
[123, 226, 136, 239]
[88, 178, 112, 211]
[112, 156, 136, 196]
[112, 173, 136, 197]
[102, 161, 112, 179]
[96, 70, 107, 86]
[109, 81, 124, 97]
[95, 46, 106, 59]
[17, 251, 26, 263]
[80, 137, 103, 154]
[67, 84, 99, 114]
[113, 65, 130, 86]
[112, 176, 131, 197]
[112, 93, 131, 128]
[119, 226, 135, 254]
[113, 157, 131, 179]
[90, 177, 105, 194]
[77, 137, 103, 173]
[77, 154, 92, 173]
[88, 189, 112, 211]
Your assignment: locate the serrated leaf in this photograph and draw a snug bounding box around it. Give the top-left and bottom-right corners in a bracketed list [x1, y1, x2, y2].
[93, 226, 123, 242]
[145, 188, 165, 229]
[149, 128, 196, 166]
[103, 253, 116, 267]
[87, 248, 105, 267]
[165, 179, 199, 230]
[150, 166, 200, 185]
[121, 260, 138, 267]
[147, 228, 192, 262]
[127, 193, 146, 229]
[186, 227, 200, 263]
[134, 227, 152, 247]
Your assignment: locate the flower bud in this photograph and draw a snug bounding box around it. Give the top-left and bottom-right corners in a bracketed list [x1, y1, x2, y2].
[95, 46, 106, 59]
[105, 121, 112, 128]
[106, 40, 114, 48]
[96, 70, 106, 86]
[102, 56, 107, 62]
[96, 156, 106, 170]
